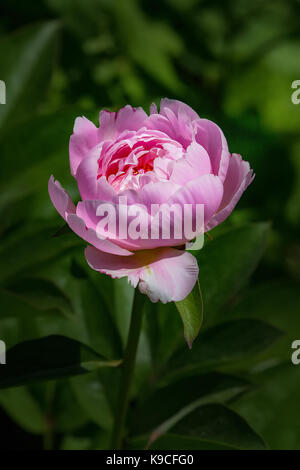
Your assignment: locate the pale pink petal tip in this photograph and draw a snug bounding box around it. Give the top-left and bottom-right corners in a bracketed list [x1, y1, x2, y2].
[85, 246, 199, 303]
[48, 175, 75, 220]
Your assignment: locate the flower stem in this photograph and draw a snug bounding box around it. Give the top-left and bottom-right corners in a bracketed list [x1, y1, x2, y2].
[111, 288, 145, 449]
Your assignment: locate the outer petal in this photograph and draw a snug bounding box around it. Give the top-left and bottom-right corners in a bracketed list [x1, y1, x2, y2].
[206, 154, 254, 231]
[48, 175, 75, 220]
[146, 98, 200, 149]
[85, 245, 199, 303]
[76, 150, 100, 200]
[69, 117, 98, 177]
[98, 106, 148, 142]
[160, 98, 200, 122]
[195, 119, 230, 182]
[67, 213, 133, 256]
[48, 176, 132, 256]
[165, 174, 224, 225]
[146, 111, 193, 149]
[76, 199, 148, 251]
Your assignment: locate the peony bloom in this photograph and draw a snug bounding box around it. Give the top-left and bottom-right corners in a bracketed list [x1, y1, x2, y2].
[49, 99, 254, 303]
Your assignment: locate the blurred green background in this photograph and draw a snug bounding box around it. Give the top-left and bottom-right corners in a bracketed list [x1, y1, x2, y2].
[0, 0, 300, 450]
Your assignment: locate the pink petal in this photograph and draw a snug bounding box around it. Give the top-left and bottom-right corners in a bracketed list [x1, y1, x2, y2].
[76, 199, 149, 251]
[85, 245, 199, 303]
[160, 98, 200, 122]
[69, 117, 98, 177]
[48, 175, 75, 220]
[76, 152, 99, 200]
[206, 154, 254, 231]
[150, 102, 158, 114]
[146, 99, 200, 149]
[98, 106, 148, 142]
[195, 119, 230, 182]
[97, 176, 117, 201]
[138, 249, 199, 303]
[48, 176, 132, 256]
[146, 110, 193, 149]
[170, 142, 211, 184]
[166, 174, 224, 225]
[131, 181, 181, 212]
[153, 157, 175, 180]
[67, 213, 133, 256]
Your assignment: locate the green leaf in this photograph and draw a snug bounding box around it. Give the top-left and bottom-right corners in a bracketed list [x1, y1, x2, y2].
[2, 277, 73, 317]
[70, 372, 113, 431]
[232, 362, 300, 450]
[113, 278, 135, 347]
[0, 108, 97, 216]
[0, 335, 121, 389]
[175, 280, 203, 348]
[60, 428, 110, 450]
[0, 386, 44, 434]
[0, 223, 82, 283]
[113, 0, 184, 93]
[229, 281, 300, 362]
[76, 276, 123, 358]
[128, 434, 240, 450]
[52, 380, 89, 433]
[149, 405, 265, 450]
[0, 21, 60, 129]
[131, 372, 249, 437]
[164, 319, 282, 382]
[194, 223, 270, 325]
[129, 404, 265, 450]
[145, 301, 184, 370]
[0, 287, 62, 320]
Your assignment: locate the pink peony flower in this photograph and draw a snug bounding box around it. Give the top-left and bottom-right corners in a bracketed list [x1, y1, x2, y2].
[49, 99, 254, 303]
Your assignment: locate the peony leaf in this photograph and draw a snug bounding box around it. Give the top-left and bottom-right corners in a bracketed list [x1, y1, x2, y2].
[175, 280, 203, 348]
[194, 222, 270, 326]
[0, 21, 60, 129]
[129, 404, 265, 450]
[130, 372, 249, 437]
[164, 319, 282, 383]
[0, 335, 121, 389]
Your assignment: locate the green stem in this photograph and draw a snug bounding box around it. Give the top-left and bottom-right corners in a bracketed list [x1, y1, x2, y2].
[111, 288, 145, 449]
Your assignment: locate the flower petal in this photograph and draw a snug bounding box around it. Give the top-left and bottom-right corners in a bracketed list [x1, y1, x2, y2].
[195, 119, 230, 182]
[166, 173, 224, 225]
[85, 245, 199, 303]
[48, 175, 75, 220]
[160, 98, 200, 122]
[98, 106, 148, 142]
[76, 151, 100, 200]
[76, 199, 149, 251]
[69, 117, 98, 177]
[67, 213, 133, 256]
[170, 142, 211, 184]
[120, 181, 181, 212]
[206, 154, 254, 231]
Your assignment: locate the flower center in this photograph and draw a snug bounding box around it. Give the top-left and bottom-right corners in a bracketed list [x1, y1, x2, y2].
[97, 130, 184, 191]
